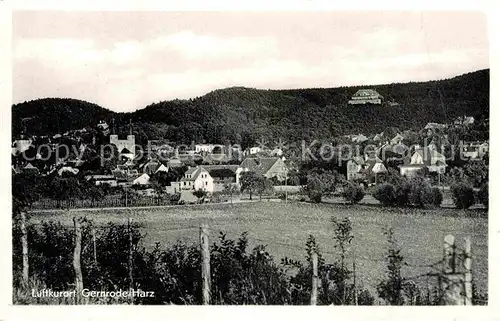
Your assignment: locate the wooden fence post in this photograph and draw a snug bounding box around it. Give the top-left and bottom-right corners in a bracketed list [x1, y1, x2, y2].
[310, 251, 318, 305]
[441, 234, 464, 305]
[20, 211, 29, 287]
[463, 237, 472, 305]
[200, 224, 211, 305]
[443, 234, 456, 273]
[92, 226, 97, 265]
[128, 217, 134, 304]
[73, 217, 83, 304]
[353, 258, 358, 306]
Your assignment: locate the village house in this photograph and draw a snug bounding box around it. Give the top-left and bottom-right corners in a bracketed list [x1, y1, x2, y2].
[246, 146, 262, 156]
[12, 138, 33, 155]
[170, 166, 214, 194]
[346, 156, 365, 181]
[423, 122, 447, 136]
[346, 157, 387, 182]
[22, 163, 40, 175]
[399, 146, 447, 177]
[97, 121, 110, 136]
[148, 140, 174, 152]
[141, 159, 161, 175]
[351, 134, 368, 144]
[377, 142, 409, 160]
[390, 133, 405, 145]
[57, 166, 79, 176]
[200, 165, 239, 191]
[372, 133, 384, 145]
[453, 116, 475, 126]
[238, 157, 288, 182]
[460, 141, 489, 159]
[133, 173, 150, 185]
[111, 169, 131, 186]
[167, 157, 184, 168]
[270, 148, 284, 157]
[85, 174, 118, 187]
[155, 164, 169, 174]
[348, 89, 383, 105]
[195, 144, 225, 154]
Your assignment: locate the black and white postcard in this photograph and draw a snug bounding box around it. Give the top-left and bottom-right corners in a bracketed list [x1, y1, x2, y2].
[1, 2, 499, 321]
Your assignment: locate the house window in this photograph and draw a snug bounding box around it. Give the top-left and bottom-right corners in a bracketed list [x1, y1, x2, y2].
[205, 182, 208, 185]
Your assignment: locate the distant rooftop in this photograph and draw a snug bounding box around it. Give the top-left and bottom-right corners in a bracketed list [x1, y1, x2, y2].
[349, 89, 383, 104]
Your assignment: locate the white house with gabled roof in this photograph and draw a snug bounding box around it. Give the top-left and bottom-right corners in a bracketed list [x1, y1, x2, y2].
[170, 166, 214, 193]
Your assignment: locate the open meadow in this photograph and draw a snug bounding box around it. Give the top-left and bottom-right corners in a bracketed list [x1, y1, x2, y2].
[29, 201, 488, 296]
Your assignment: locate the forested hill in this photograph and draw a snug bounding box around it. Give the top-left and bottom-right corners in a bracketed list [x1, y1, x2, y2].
[12, 69, 489, 144]
[12, 98, 114, 137]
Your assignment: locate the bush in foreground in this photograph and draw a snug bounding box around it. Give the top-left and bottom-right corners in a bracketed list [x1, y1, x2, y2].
[430, 187, 443, 207]
[477, 183, 488, 208]
[342, 182, 365, 204]
[373, 183, 397, 206]
[451, 183, 475, 209]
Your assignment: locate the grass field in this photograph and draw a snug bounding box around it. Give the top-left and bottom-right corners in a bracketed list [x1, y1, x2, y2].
[29, 201, 488, 296]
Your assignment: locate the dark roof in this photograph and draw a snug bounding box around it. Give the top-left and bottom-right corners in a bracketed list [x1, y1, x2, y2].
[112, 169, 129, 181]
[352, 89, 383, 98]
[413, 147, 445, 166]
[206, 168, 236, 179]
[240, 157, 280, 176]
[180, 167, 206, 182]
[201, 165, 239, 172]
[143, 160, 160, 174]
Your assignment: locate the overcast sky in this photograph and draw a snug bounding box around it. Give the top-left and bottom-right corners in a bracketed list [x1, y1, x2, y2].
[13, 11, 489, 112]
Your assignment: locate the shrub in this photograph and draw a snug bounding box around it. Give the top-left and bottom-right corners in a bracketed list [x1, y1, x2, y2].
[430, 187, 443, 207]
[477, 183, 488, 208]
[169, 193, 181, 204]
[394, 180, 411, 207]
[407, 178, 441, 208]
[342, 183, 365, 204]
[451, 183, 475, 209]
[374, 183, 397, 206]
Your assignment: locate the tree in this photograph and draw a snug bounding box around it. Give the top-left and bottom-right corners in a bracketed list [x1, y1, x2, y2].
[301, 170, 340, 203]
[150, 181, 165, 198]
[150, 170, 176, 187]
[240, 171, 261, 200]
[223, 182, 238, 205]
[256, 177, 273, 201]
[463, 160, 488, 188]
[192, 189, 207, 204]
[83, 183, 106, 204]
[12, 172, 42, 217]
[101, 144, 120, 174]
[46, 176, 84, 207]
[331, 217, 354, 304]
[377, 228, 406, 305]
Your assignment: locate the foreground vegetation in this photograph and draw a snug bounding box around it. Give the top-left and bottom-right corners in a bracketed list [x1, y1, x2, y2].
[14, 212, 487, 305]
[27, 201, 488, 299]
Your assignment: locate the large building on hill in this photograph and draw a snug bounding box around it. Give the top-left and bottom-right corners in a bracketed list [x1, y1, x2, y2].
[110, 134, 136, 159]
[348, 89, 383, 105]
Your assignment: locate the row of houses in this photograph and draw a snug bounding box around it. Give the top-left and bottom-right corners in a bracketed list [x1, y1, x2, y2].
[85, 156, 288, 194]
[346, 144, 448, 182]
